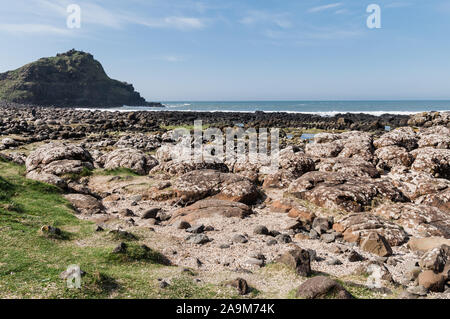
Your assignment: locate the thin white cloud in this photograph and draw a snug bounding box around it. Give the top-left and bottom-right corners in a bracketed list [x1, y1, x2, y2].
[308, 3, 342, 13]
[385, 2, 412, 9]
[0, 23, 70, 35]
[240, 11, 292, 29]
[129, 16, 206, 30]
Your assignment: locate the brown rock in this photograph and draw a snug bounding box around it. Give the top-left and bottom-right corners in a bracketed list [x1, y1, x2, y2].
[418, 270, 446, 292]
[360, 232, 393, 257]
[277, 248, 311, 276]
[169, 199, 252, 224]
[296, 276, 353, 299]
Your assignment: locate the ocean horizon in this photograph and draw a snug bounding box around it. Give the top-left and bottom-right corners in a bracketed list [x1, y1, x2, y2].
[85, 100, 450, 116]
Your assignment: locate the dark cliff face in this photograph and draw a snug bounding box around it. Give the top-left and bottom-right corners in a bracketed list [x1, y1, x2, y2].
[0, 49, 161, 107]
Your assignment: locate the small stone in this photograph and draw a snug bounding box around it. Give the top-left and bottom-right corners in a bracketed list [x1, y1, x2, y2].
[321, 233, 336, 243]
[227, 278, 250, 295]
[186, 224, 205, 234]
[177, 221, 191, 230]
[269, 230, 281, 237]
[119, 208, 135, 217]
[327, 258, 343, 265]
[312, 217, 331, 234]
[307, 249, 317, 262]
[254, 225, 269, 235]
[267, 239, 277, 246]
[277, 248, 311, 276]
[276, 234, 292, 244]
[309, 229, 320, 240]
[142, 208, 160, 219]
[95, 225, 104, 232]
[407, 285, 428, 296]
[159, 280, 169, 289]
[185, 234, 210, 245]
[348, 250, 365, 262]
[246, 258, 264, 267]
[219, 244, 231, 249]
[232, 234, 248, 244]
[157, 211, 171, 221]
[112, 242, 127, 254]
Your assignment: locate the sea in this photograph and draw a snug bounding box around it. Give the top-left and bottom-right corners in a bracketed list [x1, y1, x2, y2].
[85, 100, 450, 116]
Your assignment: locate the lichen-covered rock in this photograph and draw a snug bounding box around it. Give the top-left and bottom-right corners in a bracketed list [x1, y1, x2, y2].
[101, 148, 158, 175]
[408, 111, 450, 128]
[417, 188, 450, 213]
[332, 213, 408, 246]
[173, 169, 259, 204]
[64, 193, 105, 215]
[317, 157, 379, 178]
[25, 143, 93, 188]
[410, 147, 450, 179]
[151, 160, 229, 177]
[169, 199, 252, 224]
[417, 126, 450, 149]
[419, 245, 448, 273]
[288, 172, 406, 212]
[387, 171, 450, 201]
[373, 127, 418, 151]
[305, 142, 343, 158]
[374, 146, 414, 171]
[114, 134, 161, 151]
[374, 203, 450, 238]
[262, 147, 315, 189]
[338, 131, 374, 161]
[26, 143, 93, 172]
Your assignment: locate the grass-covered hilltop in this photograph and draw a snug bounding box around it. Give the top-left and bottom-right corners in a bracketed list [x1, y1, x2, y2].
[0, 49, 162, 108]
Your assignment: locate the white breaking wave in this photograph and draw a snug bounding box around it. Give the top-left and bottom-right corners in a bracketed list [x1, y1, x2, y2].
[76, 107, 450, 117]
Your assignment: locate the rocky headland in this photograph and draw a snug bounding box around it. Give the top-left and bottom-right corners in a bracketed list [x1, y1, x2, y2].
[0, 50, 162, 108]
[0, 105, 449, 299]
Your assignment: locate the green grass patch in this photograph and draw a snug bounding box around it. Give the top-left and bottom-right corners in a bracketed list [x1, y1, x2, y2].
[0, 160, 241, 299]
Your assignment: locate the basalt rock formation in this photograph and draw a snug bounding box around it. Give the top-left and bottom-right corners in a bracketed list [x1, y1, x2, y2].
[0, 49, 162, 108]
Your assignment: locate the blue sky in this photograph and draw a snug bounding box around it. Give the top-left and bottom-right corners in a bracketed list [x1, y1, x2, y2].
[1, 0, 450, 101]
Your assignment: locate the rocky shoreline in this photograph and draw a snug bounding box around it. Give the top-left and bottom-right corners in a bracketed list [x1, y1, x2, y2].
[0, 101, 449, 299]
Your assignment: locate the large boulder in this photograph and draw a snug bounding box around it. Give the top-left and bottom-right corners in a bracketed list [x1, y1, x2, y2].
[25, 143, 93, 188]
[168, 199, 252, 224]
[151, 160, 228, 177]
[373, 127, 418, 151]
[114, 134, 161, 151]
[374, 203, 450, 238]
[64, 194, 105, 215]
[173, 170, 260, 204]
[410, 147, 450, 179]
[296, 276, 353, 299]
[305, 142, 343, 158]
[374, 146, 414, 171]
[417, 126, 450, 149]
[101, 148, 158, 175]
[262, 147, 315, 189]
[332, 213, 409, 246]
[317, 157, 379, 178]
[288, 172, 406, 212]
